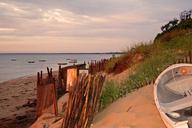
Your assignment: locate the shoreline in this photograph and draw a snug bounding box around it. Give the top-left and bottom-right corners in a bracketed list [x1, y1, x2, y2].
[0, 75, 36, 85]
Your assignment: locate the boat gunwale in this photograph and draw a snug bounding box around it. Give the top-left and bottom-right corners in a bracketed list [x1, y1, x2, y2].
[154, 63, 192, 128]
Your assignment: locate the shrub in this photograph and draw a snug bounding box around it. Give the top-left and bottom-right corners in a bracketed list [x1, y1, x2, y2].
[100, 80, 120, 109]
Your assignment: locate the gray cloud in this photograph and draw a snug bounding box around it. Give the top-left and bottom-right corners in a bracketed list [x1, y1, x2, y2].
[0, 0, 192, 52]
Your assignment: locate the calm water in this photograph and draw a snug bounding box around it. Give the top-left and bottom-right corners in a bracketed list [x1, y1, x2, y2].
[0, 53, 115, 83]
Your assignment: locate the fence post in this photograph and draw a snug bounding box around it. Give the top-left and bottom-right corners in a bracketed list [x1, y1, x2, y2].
[36, 69, 58, 117]
[189, 51, 192, 63]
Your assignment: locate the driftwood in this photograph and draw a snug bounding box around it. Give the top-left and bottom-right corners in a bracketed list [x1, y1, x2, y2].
[62, 73, 105, 128]
[36, 67, 58, 117]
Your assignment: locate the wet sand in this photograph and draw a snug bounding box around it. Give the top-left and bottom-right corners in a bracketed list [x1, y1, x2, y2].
[0, 76, 37, 128]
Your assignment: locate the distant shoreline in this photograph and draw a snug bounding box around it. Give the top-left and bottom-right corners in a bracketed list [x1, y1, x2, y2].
[0, 52, 125, 55]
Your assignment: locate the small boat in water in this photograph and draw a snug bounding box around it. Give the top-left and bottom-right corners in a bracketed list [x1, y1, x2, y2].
[11, 58, 16, 61]
[58, 62, 67, 65]
[154, 64, 192, 128]
[39, 59, 46, 62]
[68, 59, 77, 63]
[28, 61, 35, 63]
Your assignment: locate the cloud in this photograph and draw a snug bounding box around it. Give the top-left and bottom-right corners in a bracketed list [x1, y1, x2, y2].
[0, 27, 16, 31]
[42, 8, 108, 25]
[0, 0, 192, 52]
[0, 2, 25, 13]
[0, 1, 156, 38]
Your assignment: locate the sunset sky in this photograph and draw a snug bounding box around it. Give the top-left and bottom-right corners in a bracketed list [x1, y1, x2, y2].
[0, 0, 191, 53]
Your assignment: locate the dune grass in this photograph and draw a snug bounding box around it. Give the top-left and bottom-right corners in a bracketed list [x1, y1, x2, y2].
[100, 80, 120, 109]
[100, 33, 192, 109]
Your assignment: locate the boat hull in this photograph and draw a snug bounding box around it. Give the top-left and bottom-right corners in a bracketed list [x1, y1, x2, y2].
[154, 64, 192, 128]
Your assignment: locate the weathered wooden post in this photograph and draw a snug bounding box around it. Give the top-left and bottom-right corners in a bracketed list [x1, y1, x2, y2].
[185, 55, 188, 63]
[189, 51, 192, 63]
[58, 65, 62, 88]
[66, 67, 77, 92]
[36, 68, 58, 117]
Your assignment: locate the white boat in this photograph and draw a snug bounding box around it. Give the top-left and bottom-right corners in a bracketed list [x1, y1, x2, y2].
[68, 59, 77, 63]
[154, 64, 192, 128]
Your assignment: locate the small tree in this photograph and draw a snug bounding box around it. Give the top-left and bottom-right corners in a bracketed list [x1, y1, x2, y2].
[180, 10, 192, 21]
[164, 23, 170, 31]
[161, 25, 165, 32]
[161, 23, 171, 32]
[169, 18, 179, 27]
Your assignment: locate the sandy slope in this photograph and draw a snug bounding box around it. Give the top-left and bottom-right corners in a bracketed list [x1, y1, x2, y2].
[92, 85, 166, 128]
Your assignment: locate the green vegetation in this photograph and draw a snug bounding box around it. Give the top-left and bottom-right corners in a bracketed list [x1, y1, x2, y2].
[100, 80, 120, 109]
[155, 10, 192, 42]
[100, 13, 192, 109]
[155, 19, 192, 42]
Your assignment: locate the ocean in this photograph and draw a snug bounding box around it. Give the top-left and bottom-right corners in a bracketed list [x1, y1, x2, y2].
[0, 53, 116, 83]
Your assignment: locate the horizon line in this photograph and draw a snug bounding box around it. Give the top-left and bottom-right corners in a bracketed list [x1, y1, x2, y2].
[0, 52, 125, 54]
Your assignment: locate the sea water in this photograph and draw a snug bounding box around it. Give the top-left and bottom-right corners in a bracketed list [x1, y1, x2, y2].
[0, 53, 116, 83]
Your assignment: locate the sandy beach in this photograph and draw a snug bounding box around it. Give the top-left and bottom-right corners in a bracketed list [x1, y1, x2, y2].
[0, 75, 37, 128]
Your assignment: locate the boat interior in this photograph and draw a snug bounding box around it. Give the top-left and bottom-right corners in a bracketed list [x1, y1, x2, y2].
[157, 65, 192, 126]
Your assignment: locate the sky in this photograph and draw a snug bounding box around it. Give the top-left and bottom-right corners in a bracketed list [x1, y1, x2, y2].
[0, 0, 191, 53]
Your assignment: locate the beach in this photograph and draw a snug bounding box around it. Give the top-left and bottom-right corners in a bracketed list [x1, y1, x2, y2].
[0, 75, 37, 128]
[0, 72, 166, 128]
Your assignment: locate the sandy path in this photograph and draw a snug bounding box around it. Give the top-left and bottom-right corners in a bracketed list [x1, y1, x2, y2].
[93, 84, 166, 128]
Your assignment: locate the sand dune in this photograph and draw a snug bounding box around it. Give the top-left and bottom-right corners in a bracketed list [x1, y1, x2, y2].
[93, 85, 166, 128]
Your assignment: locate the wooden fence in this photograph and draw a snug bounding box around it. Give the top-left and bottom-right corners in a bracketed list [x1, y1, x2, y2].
[89, 59, 108, 74]
[36, 68, 58, 117]
[58, 64, 86, 93]
[62, 73, 105, 128]
[177, 51, 192, 63]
